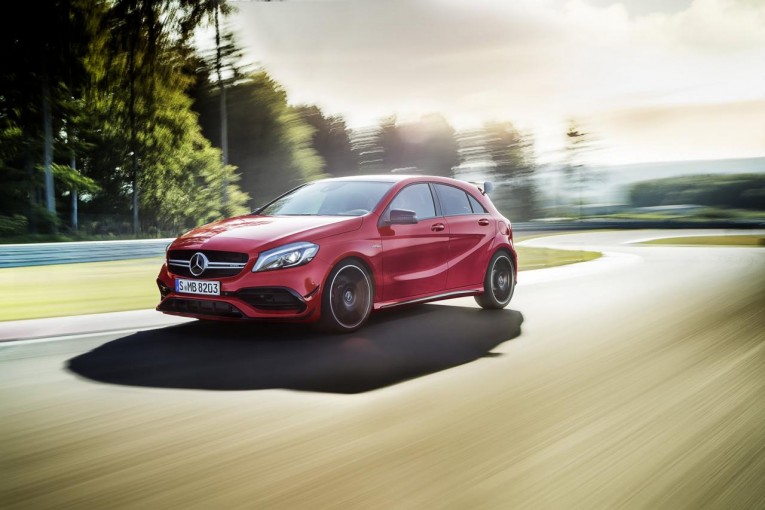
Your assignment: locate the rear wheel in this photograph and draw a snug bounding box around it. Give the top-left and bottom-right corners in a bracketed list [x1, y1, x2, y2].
[475, 251, 515, 309]
[320, 261, 373, 333]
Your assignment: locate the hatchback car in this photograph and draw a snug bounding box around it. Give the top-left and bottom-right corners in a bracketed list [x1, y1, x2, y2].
[156, 175, 517, 332]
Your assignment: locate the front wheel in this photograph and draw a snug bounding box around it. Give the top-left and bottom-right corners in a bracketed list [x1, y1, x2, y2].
[320, 261, 373, 333]
[474, 251, 515, 309]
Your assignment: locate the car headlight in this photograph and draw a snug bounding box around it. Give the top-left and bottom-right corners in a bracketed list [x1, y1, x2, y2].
[252, 242, 319, 272]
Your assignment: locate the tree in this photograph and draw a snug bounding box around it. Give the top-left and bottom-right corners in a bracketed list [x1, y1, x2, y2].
[1, 0, 315, 236]
[377, 116, 405, 171]
[350, 125, 386, 175]
[193, 70, 323, 207]
[214, 6, 232, 208]
[372, 114, 460, 176]
[0, 0, 104, 232]
[411, 114, 460, 177]
[191, 0, 284, 208]
[66, 0, 249, 232]
[78, 35, 249, 231]
[107, 0, 225, 233]
[482, 121, 537, 220]
[193, 0, 238, 208]
[296, 105, 357, 176]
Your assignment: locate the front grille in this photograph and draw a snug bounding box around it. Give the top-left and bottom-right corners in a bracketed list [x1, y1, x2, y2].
[236, 287, 307, 312]
[167, 249, 248, 278]
[159, 297, 244, 318]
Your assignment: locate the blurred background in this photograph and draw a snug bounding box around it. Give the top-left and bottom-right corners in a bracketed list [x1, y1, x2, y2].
[1, 0, 763, 240]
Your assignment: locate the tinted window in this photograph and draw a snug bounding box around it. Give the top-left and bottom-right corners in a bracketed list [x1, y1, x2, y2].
[435, 184, 472, 216]
[258, 181, 394, 216]
[388, 183, 436, 220]
[468, 194, 487, 214]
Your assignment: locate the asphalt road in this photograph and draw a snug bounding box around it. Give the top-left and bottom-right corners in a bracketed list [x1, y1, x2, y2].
[2, 230, 764, 509]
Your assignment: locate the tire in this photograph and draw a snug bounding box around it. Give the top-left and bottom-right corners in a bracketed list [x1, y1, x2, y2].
[474, 251, 515, 309]
[320, 260, 374, 333]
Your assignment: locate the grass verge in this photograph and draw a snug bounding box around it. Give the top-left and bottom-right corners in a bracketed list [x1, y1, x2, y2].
[2, 244, 602, 321]
[516, 246, 601, 271]
[1, 258, 164, 321]
[641, 235, 765, 246]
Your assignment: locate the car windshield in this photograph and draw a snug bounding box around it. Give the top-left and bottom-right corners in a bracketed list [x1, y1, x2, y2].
[257, 180, 395, 216]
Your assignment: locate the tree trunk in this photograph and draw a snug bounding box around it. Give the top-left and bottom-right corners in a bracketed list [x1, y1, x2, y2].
[215, 5, 229, 210]
[131, 150, 139, 234]
[42, 73, 55, 218]
[128, 21, 140, 235]
[26, 151, 37, 234]
[70, 153, 78, 231]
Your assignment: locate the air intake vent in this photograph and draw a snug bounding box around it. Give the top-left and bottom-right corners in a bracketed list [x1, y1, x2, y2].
[159, 298, 244, 318]
[236, 287, 307, 312]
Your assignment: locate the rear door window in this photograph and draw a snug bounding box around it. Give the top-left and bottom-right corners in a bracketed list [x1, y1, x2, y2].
[434, 184, 472, 216]
[467, 194, 487, 214]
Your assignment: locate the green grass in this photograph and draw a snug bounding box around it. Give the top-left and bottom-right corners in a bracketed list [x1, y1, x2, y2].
[1, 258, 163, 321]
[641, 235, 765, 247]
[1, 243, 602, 321]
[516, 246, 601, 271]
[514, 233, 602, 271]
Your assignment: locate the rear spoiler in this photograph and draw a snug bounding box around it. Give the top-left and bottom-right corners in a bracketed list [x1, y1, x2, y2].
[468, 181, 494, 196]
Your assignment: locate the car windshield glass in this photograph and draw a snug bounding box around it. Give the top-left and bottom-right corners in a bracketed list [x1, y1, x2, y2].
[257, 181, 395, 216]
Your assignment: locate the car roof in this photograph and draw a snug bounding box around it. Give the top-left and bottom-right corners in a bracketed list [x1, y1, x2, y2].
[315, 174, 472, 187]
[316, 174, 415, 183]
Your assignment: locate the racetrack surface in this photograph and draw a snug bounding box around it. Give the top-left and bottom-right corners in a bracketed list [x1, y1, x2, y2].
[2, 230, 764, 509]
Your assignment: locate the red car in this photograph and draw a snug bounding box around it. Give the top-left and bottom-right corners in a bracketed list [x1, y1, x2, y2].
[156, 175, 517, 332]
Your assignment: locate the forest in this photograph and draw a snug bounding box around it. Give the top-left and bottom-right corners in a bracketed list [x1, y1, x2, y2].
[0, 0, 538, 239]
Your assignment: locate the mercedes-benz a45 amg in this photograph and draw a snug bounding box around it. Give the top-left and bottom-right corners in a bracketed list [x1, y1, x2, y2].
[156, 175, 517, 332]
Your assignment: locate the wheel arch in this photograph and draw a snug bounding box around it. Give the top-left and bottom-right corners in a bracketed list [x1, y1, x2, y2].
[319, 255, 376, 332]
[491, 244, 518, 277]
[322, 254, 377, 296]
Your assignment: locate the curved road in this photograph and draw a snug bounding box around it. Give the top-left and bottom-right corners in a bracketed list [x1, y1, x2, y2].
[2, 230, 764, 509]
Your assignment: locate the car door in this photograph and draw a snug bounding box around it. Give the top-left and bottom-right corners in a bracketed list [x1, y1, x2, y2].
[433, 183, 495, 289]
[378, 183, 449, 301]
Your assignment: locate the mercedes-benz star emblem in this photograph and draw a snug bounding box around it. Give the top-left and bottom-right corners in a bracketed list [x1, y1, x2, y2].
[189, 252, 209, 277]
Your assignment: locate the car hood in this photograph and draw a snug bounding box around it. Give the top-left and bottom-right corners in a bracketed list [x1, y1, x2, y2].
[170, 215, 364, 252]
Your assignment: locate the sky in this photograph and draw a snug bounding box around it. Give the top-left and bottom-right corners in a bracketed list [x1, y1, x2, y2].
[224, 0, 765, 165]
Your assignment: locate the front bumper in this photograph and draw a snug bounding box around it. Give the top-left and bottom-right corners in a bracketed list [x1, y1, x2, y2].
[155, 261, 327, 322]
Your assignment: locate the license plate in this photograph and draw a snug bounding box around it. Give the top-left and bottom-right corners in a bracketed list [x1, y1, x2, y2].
[175, 279, 220, 296]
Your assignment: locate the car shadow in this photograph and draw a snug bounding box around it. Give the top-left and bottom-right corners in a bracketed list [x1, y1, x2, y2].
[67, 305, 523, 394]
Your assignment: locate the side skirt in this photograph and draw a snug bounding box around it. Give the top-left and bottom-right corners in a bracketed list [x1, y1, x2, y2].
[375, 288, 483, 310]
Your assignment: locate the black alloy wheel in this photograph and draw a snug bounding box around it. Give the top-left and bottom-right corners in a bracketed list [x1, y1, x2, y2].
[475, 251, 515, 309]
[321, 261, 373, 332]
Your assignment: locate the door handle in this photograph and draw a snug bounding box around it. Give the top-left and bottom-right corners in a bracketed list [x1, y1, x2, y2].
[478, 218, 490, 226]
[431, 223, 445, 232]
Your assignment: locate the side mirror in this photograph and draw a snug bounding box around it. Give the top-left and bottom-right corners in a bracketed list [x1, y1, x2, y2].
[389, 208, 418, 225]
[483, 181, 494, 195]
